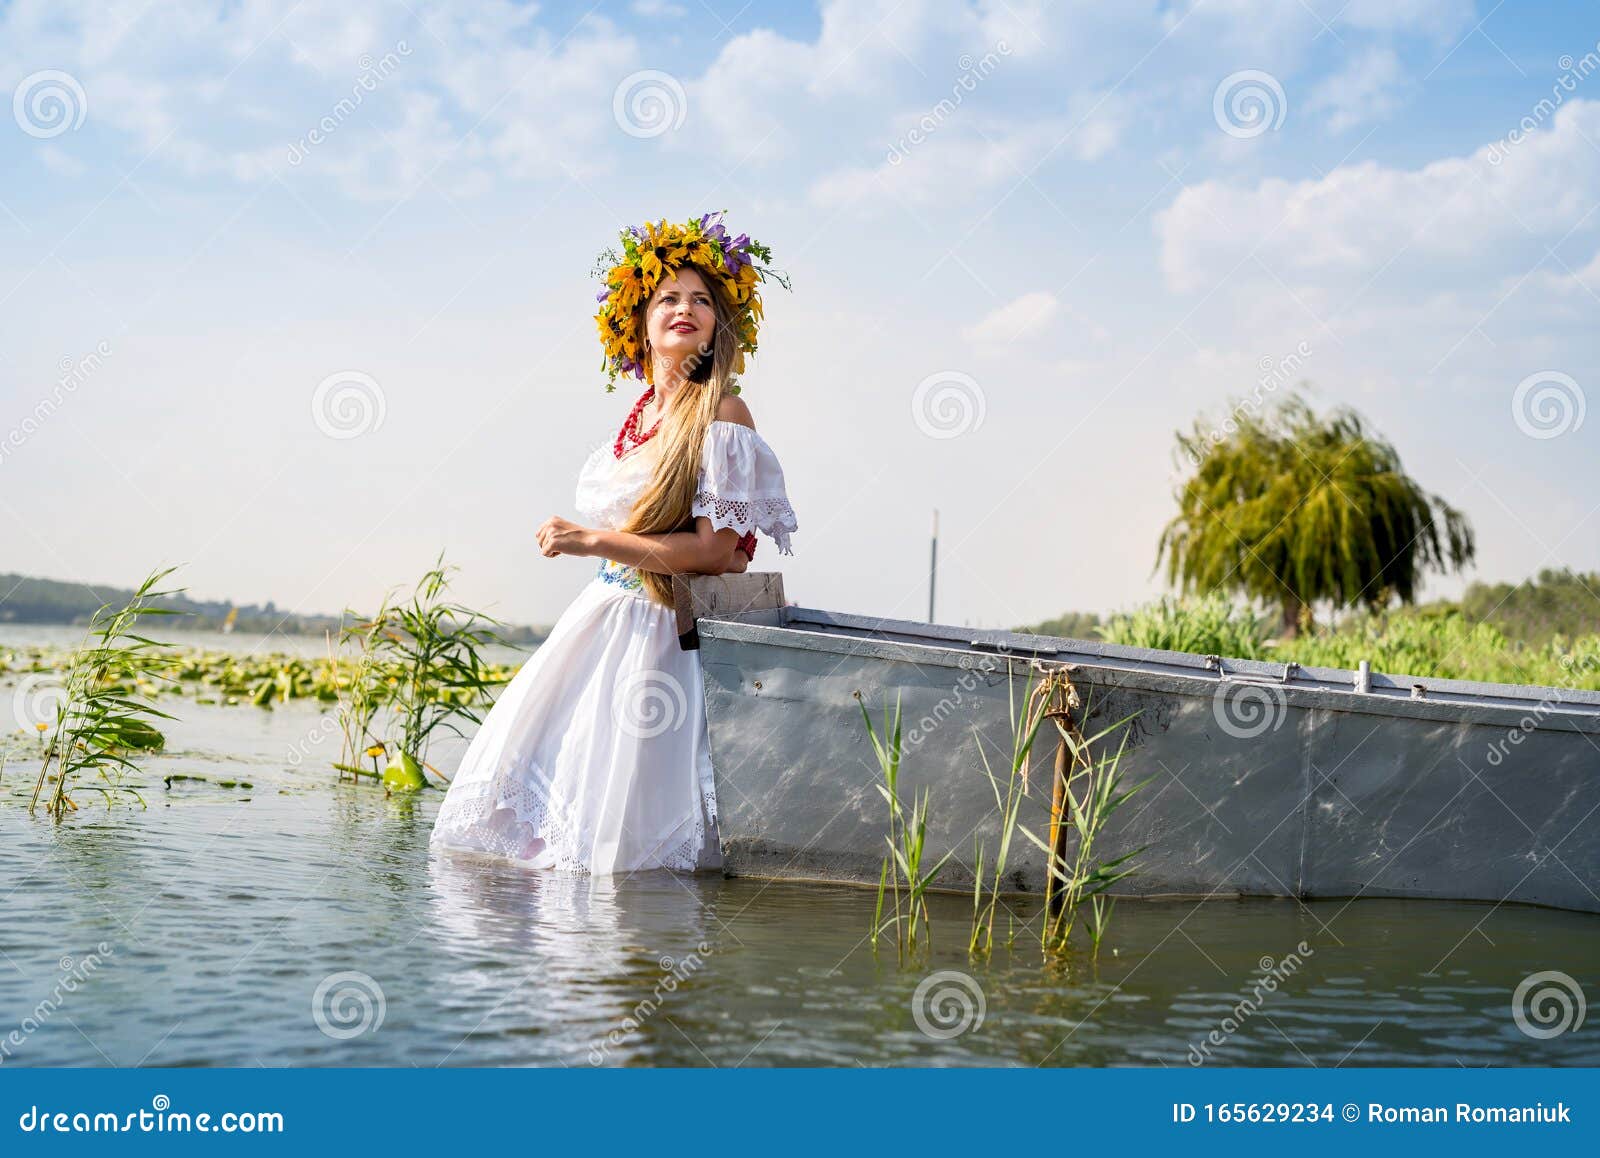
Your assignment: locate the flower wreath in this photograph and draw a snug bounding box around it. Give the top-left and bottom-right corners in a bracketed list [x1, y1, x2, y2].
[592, 210, 790, 391]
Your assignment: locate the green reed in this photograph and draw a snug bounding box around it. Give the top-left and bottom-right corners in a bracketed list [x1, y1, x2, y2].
[29, 567, 186, 820]
[331, 592, 395, 784]
[341, 555, 506, 792]
[969, 661, 1050, 956]
[968, 663, 1151, 958]
[1020, 702, 1148, 955]
[857, 690, 953, 959]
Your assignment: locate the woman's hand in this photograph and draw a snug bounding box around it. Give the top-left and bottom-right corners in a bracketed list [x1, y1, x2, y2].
[536, 516, 597, 558]
[725, 548, 750, 574]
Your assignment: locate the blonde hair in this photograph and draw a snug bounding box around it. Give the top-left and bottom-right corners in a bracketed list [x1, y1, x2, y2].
[618, 264, 742, 608]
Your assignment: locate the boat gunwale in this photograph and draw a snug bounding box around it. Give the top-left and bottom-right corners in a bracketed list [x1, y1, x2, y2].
[696, 605, 1600, 733]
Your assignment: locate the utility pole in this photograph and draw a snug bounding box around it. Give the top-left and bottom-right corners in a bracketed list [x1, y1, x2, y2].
[928, 508, 938, 623]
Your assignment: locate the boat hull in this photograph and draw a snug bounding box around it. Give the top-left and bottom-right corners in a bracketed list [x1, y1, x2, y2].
[697, 607, 1600, 914]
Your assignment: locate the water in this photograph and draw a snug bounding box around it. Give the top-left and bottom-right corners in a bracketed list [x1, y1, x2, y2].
[0, 623, 532, 666]
[2, 689, 1597, 1067]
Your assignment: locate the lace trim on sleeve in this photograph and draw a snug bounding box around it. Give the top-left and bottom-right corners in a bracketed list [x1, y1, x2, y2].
[691, 492, 798, 555]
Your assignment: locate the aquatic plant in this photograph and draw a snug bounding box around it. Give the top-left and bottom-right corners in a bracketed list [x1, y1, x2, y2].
[28, 567, 186, 820]
[1017, 678, 1147, 955]
[331, 595, 397, 784]
[964, 663, 1148, 957]
[856, 690, 953, 959]
[969, 662, 1050, 956]
[347, 556, 507, 792]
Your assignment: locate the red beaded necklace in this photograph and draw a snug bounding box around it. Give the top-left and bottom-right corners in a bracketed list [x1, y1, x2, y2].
[613, 386, 663, 459]
[611, 385, 758, 560]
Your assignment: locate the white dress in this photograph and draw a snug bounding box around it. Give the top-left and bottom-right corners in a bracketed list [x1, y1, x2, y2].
[429, 419, 798, 874]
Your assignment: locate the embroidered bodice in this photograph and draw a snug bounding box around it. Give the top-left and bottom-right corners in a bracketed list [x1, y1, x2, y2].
[574, 419, 798, 588]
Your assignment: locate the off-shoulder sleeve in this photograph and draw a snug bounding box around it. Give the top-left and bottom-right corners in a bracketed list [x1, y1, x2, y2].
[692, 422, 798, 555]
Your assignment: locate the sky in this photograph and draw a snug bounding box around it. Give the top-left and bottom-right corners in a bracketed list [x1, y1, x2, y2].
[1, 0, 1597, 632]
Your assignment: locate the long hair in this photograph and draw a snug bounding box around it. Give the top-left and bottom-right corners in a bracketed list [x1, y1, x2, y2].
[617, 264, 742, 609]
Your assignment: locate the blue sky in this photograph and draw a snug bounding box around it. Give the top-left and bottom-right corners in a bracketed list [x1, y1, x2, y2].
[1, 0, 1597, 630]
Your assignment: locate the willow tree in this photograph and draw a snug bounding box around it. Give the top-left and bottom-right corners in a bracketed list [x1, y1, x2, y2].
[1157, 395, 1475, 635]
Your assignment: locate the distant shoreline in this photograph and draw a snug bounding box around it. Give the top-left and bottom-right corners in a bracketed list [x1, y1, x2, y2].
[0, 572, 551, 647]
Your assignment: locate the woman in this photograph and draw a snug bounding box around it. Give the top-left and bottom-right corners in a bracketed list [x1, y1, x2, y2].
[429, 212, 797, 875]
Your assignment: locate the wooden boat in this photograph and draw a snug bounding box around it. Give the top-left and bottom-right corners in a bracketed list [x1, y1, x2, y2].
[673, 574, 1600, 914]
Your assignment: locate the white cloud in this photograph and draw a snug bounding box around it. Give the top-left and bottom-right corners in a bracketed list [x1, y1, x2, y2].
[1306, 46, 1406, 133]
[1155, 100, 1600, 292]
[962, 291, 1060, 343]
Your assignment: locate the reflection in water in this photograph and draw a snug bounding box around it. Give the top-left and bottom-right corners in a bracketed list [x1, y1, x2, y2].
[0, 696, 1596, 1067]
[424, 851, 715, 1065]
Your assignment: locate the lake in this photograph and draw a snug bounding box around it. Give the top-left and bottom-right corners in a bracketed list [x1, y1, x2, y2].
[1, 631, 1597, 1067]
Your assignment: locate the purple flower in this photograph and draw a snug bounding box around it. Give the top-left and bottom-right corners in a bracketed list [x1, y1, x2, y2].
[700, 211, 728, 244]
[596, 287, 611, 303]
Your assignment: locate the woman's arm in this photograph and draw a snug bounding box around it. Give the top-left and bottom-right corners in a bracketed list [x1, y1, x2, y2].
[591, 519, 744, 576]
[537, 515, 743, 575]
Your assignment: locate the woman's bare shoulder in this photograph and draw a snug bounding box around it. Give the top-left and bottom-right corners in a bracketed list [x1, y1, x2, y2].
[715, 393, 755, 429]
